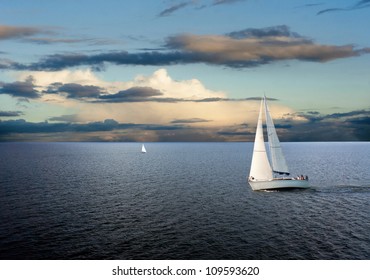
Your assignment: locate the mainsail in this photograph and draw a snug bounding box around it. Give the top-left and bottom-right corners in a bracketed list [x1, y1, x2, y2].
[248, 96, 309, 191]
[249, 100, 273, 181]
[263, 97, 289, 175]
[141, 144, 146, 153]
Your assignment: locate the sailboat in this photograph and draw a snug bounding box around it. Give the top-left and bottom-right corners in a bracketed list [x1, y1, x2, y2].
[248, 96, 309, 191]
[141, 144, 146, 153]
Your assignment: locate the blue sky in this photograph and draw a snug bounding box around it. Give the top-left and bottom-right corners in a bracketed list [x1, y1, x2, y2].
[0, 0, 369, 141]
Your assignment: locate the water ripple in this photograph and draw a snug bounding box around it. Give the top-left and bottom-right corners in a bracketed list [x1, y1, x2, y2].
[0, 142, 369, 259]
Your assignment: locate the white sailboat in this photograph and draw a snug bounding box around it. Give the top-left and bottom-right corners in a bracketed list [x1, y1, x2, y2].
[248, 96, 309, 191]
[141, 144, 146, 153]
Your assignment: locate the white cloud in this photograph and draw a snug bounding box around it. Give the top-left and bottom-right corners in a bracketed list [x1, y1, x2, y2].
[131, 68, 226, 100]
[16, 68, 226, 100]
[12, 68, 298, 130]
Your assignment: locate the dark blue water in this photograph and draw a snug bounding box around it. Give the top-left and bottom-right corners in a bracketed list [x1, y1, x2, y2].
[0, 142, 369, 259]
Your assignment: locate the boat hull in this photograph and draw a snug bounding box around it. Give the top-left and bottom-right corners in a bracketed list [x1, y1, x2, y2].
[248, 178, 309, 191]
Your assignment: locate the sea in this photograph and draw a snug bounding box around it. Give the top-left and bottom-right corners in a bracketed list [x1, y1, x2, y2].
[0, 142, 369, 260]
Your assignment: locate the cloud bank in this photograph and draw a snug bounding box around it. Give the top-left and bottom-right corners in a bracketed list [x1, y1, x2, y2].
[1, 109, 369, 142]
[3, 25, 367, 71]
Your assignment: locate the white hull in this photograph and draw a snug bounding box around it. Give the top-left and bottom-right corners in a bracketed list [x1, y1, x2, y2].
[248, 178, 309, 191]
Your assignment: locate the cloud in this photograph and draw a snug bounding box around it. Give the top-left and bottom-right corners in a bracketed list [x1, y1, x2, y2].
[21, 37, 119, 46]
[158, 2, 190, 17]
[11, 68, 240, 127]
[2, 107, 368, 141]
[171, 118, 211, 124]
[212, 0, 245, 5]
[44, 82, 105, 99]
[48, 114, 80, 122]
[317, 0, 370, 15]
[226, 25, 303, 39]
[0, 24, 118, 47]
[157, 0, 246, 17]
[17, 68, 125, 94]
[22, 37, 88, 45]
[16, 68, 225, 103]
[0, 118, 187, 142]
[165, 31, 370, 67]
[325, 110, 370, 119]
[296, 3, 324, 8]
[99, 86, 163, 102]
[276, 109, 370, 141]
[4, 68, 367, 142]
[0, 25, 46, 40]
[0, 76, 40, 99]
[0, 111, 23, 117]
[6, 26, 367, 71]
[21, 51, 198, 71]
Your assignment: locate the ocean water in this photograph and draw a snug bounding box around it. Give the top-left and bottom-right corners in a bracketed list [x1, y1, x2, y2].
[0, 142, 369, 260]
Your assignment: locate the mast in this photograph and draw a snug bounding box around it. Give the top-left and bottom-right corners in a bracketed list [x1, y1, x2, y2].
[249, 99, 273, 180]
[263, 96, 289, 175]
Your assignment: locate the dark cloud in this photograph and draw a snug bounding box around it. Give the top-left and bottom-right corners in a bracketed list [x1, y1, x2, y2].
[296, 3, 324, 8]
[0, 118, 119, 134]
[96, 90, 276, 104]
[317, 0, 370, 15]
[158, 2, 190, 17]
[0, 111, 23, 117]
[0, 58, 25, 71]
[44, 82, 105, 99]
[227, 25, 303, 39]
[217, 130, 253, 136]
[48, 114, 80, 122]
[171, 118, 211, 124]
[155, 129, 226, 142]
[212, 0, 245, 5]
[326, 110, 370, 119]
[306, 111, 320, 115]
[215, 124, 254, 142]
[348, 116, 370, 125]
[98, 87, 164, 102]
[23, 51, 197, 71]
[0, 119, 183, 140]
[276, 109, 370, 141]
[0, 76, 40, 99]
[157, 0, 245, 17]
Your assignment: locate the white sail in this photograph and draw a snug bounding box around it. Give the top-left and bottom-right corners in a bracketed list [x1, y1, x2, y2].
[248, 96, 309, 191]
[141, 144, 146, 153]
[249, 100, 273, 181]
[264, 97, 289, 175]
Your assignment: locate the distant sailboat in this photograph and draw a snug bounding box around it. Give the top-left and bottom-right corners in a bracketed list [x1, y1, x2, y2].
[141, 144, 146, 153]
[248, 96, 309, 191]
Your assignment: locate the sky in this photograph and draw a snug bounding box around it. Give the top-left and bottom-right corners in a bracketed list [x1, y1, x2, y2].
[0, 0, 369, 141]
